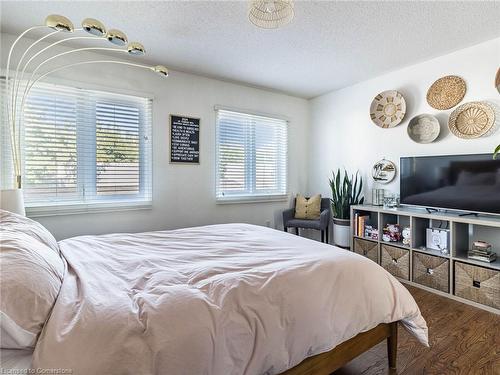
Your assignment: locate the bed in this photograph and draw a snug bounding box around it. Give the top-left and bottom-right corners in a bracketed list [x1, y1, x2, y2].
[0, 210, 428, 374]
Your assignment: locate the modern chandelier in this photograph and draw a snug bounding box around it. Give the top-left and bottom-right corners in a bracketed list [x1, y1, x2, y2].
[4, 14, 169, 192]
[248, 0, 295, 29]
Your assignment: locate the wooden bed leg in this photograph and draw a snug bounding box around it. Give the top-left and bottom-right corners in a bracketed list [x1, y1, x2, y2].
[387, 322, 398, 370]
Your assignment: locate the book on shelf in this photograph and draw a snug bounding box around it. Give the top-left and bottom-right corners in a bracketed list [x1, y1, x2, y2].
[356, 215, 369, 237]
[467, 252, 497, 263]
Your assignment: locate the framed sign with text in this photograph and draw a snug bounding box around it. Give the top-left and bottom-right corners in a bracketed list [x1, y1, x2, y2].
[169, 115, 200, 164]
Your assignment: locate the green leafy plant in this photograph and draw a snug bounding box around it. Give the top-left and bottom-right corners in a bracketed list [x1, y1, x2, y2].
[494, 144, 500, 159]
[329, 169, 364, 220]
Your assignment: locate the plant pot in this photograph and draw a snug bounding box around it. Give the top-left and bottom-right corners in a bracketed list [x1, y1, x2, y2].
[333, 218, 350, 249]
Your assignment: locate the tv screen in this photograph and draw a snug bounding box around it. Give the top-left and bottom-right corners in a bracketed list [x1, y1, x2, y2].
[400, 154, 500, 215]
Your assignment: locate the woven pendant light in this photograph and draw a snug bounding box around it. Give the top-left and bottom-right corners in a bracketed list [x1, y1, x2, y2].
[248, 0, 294, 29]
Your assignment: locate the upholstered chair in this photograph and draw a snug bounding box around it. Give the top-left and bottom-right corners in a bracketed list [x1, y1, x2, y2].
[282, 198, 331, 243]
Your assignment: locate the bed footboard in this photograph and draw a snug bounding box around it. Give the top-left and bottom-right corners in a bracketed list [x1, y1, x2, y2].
[280, 321, 398, 375]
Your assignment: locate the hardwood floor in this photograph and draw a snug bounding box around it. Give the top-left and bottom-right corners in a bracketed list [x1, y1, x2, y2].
[333, 285, 500, 375]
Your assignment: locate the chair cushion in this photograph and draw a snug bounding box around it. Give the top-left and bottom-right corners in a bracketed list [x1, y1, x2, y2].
[286, 218, 322, 230]
[294, 194, 321, 219]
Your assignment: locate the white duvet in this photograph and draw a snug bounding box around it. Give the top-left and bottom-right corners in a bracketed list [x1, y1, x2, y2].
[33, 224, 428, 374]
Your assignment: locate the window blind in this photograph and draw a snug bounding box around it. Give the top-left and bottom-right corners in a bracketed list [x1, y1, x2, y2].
[216, 109, 287, 201]
[18, 81, 152, 214]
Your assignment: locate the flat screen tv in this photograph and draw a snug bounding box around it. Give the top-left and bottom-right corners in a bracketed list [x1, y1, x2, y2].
[400, 154, 500, 215]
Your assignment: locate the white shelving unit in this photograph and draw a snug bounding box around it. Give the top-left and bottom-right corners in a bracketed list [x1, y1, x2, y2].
[351, 204, 500, 314]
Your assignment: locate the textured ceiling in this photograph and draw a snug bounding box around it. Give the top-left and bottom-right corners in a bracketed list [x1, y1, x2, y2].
[1, 1, 499, 98]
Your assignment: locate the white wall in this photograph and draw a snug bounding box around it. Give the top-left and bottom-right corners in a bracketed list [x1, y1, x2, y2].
[308, 38, 500, 201]
[1, 33, 309, 239]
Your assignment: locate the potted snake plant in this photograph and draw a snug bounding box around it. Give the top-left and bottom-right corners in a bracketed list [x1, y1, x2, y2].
[494, 145, 499, 159]
[329, 169, 364, 248]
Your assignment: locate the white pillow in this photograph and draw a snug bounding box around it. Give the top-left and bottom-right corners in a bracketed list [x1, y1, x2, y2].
[0, 210, 59, 254]
[0, 213, 65, 349]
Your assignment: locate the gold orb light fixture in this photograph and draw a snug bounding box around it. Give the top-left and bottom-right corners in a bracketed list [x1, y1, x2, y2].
[127, 42, 146, 55]
[45, 14, 74, 32]
[106, 28, 128, 46]
[5, 14, 170, 192]
[82, 18, 106, 36]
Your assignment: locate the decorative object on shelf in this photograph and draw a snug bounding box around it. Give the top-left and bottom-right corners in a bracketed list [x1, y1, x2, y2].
[448, 101, 495, 139]
[248, 0, 294, 29]
[468, 241, 497, 263]
[426, 75, 466, 110]
[364, 225, 379, 240]
[407, 114, 440, 144]
[426, 227, 449, 255]
[371, 188, 385, 206]
[402, 227, 411, 246]
[369, 90, 406, 128]
[496, 67, 500, 94]
[372, 158, 396, 184]
[382, 224, 401, 243]
[3, 14, 170, 213]
[329, 169, 364, 248]
[382, 193, 400, 209]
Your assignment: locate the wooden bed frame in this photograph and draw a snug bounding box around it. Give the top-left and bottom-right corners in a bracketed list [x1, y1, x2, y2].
[280, 322, 398, 375]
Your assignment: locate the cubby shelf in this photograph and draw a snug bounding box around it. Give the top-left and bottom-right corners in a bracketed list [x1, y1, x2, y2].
[453, 255, 500, 271]
[350, 204, 500, 314]
[412, 247, 450, 259]
[352, 235, 378, 243]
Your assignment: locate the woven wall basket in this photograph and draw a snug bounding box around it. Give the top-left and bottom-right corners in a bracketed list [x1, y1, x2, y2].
[407, 114, 440, 144]
[427, 75, 466, 110]
[496, 68, 500, 94]
[370, 90, 406, 128]
[448, 101, 495, 139]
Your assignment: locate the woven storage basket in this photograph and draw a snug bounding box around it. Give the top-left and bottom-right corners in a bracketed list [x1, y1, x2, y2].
[455, 262, 500, 309]
[381, 244, 410, 280]
[413, 252, 449, 292]
[353, 238, 379, 263]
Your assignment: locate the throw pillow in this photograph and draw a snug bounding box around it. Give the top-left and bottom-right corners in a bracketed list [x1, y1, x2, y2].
[294, 194, 321, 219]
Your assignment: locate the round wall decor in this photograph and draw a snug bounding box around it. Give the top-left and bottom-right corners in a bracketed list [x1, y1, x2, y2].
[370, 90, 406, 128]
[496, 68, 500, 94]
[448, 101, 495, 139]
[426, 75, 466, 110]
[407, 114, 440, 144]
[372, 159, 396, 184]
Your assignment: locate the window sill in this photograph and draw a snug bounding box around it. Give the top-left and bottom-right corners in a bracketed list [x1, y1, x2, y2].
[26, 200, 152, 218]
[216, 194, 289, 205]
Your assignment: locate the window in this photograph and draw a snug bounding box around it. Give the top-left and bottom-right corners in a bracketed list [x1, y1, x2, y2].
[18, 82, 152, 214]
[216, 108, 287, 202]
